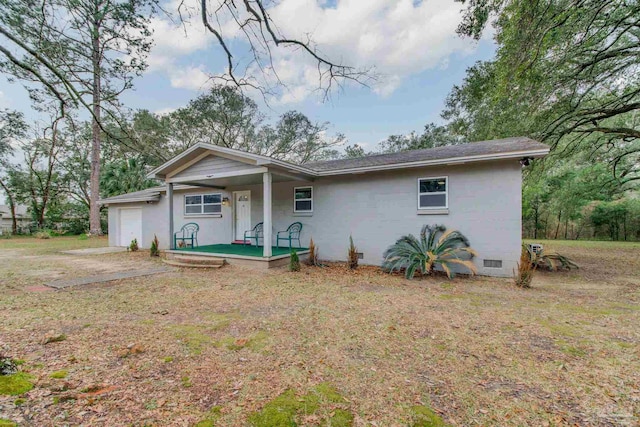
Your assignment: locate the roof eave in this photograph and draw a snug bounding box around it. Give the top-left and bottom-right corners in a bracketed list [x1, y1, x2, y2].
[98, 195, 161, 205]
[315, 148, 550, 175]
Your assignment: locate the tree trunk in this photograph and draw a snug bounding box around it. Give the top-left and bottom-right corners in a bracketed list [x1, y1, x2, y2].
[0, 178, 18, 234]
[554, 210, 562, 239]
[89, 19, 102, 235]
[533, 206, 539, 239]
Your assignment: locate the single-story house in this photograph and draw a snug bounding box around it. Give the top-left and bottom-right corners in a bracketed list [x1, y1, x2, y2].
[99, 137, 549, 276]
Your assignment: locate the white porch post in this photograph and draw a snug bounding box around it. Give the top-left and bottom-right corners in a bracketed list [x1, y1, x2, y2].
[263, 172, 272, 257]
[167, 182, 174, 249]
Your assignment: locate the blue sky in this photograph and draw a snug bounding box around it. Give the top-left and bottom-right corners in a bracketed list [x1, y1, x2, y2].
[0, 0, 496, 152]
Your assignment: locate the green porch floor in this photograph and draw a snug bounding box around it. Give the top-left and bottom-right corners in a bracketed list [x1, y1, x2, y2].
[174, 244, 307, 257]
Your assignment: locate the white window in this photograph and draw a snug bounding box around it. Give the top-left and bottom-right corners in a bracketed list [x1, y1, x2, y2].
[184, 193, 222, 215]
[418, 177, 448, 209]
[294, 186, 313, 212]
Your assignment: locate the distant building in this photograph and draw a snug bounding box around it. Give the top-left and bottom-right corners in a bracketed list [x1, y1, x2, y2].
[0, 204, 31, 234]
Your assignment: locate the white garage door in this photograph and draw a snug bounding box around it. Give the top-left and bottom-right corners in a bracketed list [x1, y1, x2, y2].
[119, 208, 142, 247]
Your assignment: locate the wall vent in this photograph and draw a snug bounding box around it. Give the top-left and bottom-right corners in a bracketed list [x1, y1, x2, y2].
[483, 259, 503, 268]
[357, 252, 364, 259]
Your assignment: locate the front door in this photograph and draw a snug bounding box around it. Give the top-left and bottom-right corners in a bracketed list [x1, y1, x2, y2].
[234, 191, 251, 241]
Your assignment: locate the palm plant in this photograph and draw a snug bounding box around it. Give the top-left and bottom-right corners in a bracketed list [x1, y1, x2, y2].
[528, 247, 578, 271]
[150, 234, 160, 257]
[382, 224, 477, 279]
[101, 158, 156, 198]
[515, 245, 535, 288]
[307, 237, 318, 266]
[348, 235, 358, 270]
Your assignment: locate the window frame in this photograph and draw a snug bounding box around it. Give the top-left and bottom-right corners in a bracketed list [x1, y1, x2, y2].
[417, 176, 448, 210]
[184, 193, 223, 216]
[293, 186, 313, 213]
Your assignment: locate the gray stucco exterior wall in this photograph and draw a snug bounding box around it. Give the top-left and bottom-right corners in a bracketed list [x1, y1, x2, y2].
[108, 159, 522, 277]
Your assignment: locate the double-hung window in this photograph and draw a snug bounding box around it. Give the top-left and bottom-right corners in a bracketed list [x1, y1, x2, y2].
[185, 193, 222, 215]
[418, 177, 448, 210]
[294, 186, 313, 213]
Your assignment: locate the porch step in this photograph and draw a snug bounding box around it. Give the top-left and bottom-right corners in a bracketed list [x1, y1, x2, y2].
[163, 253, 226, 269]
[162, 259, 223, 269]
[173, 255, 225, 266]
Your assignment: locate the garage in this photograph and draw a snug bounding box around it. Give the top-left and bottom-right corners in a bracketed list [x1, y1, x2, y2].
[119, 208, 142, 247]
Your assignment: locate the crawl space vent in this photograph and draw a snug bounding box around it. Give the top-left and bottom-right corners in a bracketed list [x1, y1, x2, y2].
[483, 259, 503, 268]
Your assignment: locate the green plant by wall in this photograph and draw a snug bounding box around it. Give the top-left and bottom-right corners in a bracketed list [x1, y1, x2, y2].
[382, 224, 477, 279]
[128, 238, 139, 252]
[289, 249, 300, 272]
[150, 234, 159, 257]
[347, 235, 358, 270]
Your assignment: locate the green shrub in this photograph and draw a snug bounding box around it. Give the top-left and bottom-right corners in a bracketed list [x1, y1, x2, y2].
[0, 418, 17, 427]
[289, 249, 300, 272]
[382, 224, 477, 279]
[347, 235, 358, 270]
[128, 238, 139, 252]
[150, 234, 160, 257]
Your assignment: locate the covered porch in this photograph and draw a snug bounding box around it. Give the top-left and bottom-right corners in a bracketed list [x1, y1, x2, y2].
[148, 143, 316, 262]
[167, 243, 310, 269]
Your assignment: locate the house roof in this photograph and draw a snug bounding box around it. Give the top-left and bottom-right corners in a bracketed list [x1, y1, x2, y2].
[98, 185, 202, 205]
[98, 187, 163, 205]
[147, 137, 548, 179]
[102, 137, 549, 204]
[306, 137, 549, 173]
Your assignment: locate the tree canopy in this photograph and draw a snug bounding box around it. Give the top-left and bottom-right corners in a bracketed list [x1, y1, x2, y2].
[449, 0, 640, 187]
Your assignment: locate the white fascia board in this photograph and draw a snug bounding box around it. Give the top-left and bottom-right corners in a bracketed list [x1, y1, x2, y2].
[98, 195, 160, 205]
[165, 167, 269, 183]
[317, 149, 550, 176]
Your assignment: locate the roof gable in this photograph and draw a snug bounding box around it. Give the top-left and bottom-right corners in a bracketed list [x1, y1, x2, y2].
[170, 153, 263, 179]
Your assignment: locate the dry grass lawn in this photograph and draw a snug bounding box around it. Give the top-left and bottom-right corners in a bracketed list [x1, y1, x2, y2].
[0, 236, 639, 426]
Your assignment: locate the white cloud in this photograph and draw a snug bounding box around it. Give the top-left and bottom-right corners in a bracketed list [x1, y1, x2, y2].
[146, 16, 211, 73]
[154, 106, 177, 116]
[167, 65, 215, 91]
[147, 0, 480, 102]
[264, 0, 476, 102]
